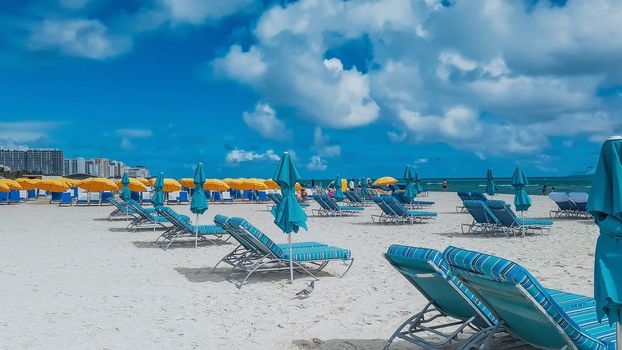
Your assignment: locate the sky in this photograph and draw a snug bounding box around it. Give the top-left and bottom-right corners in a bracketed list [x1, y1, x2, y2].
[0, 0, 621, 179]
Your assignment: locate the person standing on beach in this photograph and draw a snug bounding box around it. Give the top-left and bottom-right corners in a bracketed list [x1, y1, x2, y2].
[348, 179, 354, 191]
[551, 186, 555, 193]
[542, 184, 547, 195]
[311, 179, 315, 187]
[442, 179, 448, 190]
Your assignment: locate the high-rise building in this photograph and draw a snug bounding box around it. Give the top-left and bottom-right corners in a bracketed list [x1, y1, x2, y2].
[127, 166, 150, 178]
[63, 157, 87, 175]
[0, 149, 64, 175]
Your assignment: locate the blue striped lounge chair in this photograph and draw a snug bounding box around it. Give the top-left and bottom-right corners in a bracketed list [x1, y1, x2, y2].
[49, 191, 63, 204]
[470, 192, 488, 202]
[154, 207, 225, 250]
[486, 200, 553, 237]
[106, 198, 156, 220]
[394, 192, 435, 210]
[321, 195, 364, 216]
[384, 244, 498, 349]
[548, 192, 579, 219]
[456, 192, 472, 213]
[125, 199, 189, 231]
[310, 195, 333, 216]
[444, 246, 616, 350]
[383, 196, 437, 224]
[212, 215, 353, 288]
[461, 200, 500, 235]
[350, 191, 373, 206]
[371, 196, 399, 224]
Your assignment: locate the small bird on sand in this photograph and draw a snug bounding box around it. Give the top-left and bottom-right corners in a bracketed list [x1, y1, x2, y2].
[295, 281, 315, 298]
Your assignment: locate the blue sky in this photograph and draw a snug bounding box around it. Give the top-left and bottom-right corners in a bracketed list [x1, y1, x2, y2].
[1, 0, 620, 179]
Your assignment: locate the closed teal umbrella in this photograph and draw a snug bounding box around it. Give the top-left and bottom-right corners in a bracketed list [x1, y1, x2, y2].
[403, 165, 417, 200]
[588, 136, 622, 347]
[153, 172, 165, 207]
[360, 177, 368, 198]
[511, 166, 531, 211]
[120, 172, 131, 201]
[190, 163, 208, 248]
[485, 168, 498, 196]
[414, 172, 424, 194]
[334, 175, 344, 201]
[272, 152, 307, 283]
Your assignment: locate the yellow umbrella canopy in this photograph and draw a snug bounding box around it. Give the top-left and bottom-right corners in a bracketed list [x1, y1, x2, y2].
[115, 178, 147, 192]
[149, 178, 182, 192]
[78, 178, 119, 192]
[0, 179, 23, 190]
[178, 178, 196, 188]
[295, 182, 302, 191]
[61, 178, 79, 188]
[203, 179, 230, 191]
[264, 179, 280, 189]
[137, 178, 151, 186]
[15, 178, 40, 190]
[247, 179, 268, 190]
[373, 176, 398, 186]
[0, 182, 10, 192]
[38, 178, 69, 192]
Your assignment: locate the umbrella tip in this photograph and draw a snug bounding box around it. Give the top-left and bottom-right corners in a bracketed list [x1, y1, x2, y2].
[607, 135, 622, 141]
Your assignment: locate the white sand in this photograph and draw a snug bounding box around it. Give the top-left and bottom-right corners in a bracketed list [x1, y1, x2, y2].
[0, 192, 598, 349]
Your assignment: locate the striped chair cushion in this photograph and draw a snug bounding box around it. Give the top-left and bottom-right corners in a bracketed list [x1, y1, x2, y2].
[444, 246, 614, 350]
[277, 242, 327, 249]
[406, 210, 437, 217]
[282, 246, 351, 261]
[387, 245, 497, 325]
[521, 218, 554, 226]
[192, 225, 225, 235]
[228, 217, 285, 258]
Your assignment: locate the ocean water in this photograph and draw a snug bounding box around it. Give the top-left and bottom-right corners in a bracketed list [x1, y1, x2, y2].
[301, 176, 593, 196]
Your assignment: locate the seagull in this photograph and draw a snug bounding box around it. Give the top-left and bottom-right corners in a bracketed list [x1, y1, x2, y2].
[295, 281, 315, 298]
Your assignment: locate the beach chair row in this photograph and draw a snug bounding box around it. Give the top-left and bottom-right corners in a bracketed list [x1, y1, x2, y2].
[548, 192, 591, 219]
[462, 199, 552, 237]
[371, 195, 437, 225]
[384, 244, 615, 350]
[456, 191, 488, 212]
[392, 192, 435, 209]
[311, 194, 364, 216]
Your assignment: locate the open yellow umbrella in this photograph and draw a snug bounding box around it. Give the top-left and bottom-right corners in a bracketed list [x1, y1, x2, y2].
[78, 178, 119, 192]
[115, 178, 147, 192]
[203, 179, 230, 191]
[137, 178, 151, 187]
[16, 178, 40, 190]
[149, 178, 182, 192]
[38, 178, 69, 192]
[0, 179, 23, 190]
[295, 183, 302, 191]
[373, 176, 398, 186]
[179, 178, 196, 188]
[247, 179, 268, 191]
[62, 178, 79, 188]
[0, 182, 10, 192]
[264, 179, 280, 189]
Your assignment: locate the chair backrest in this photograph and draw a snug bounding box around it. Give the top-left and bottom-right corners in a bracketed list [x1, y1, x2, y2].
[457, 192, 472, 201]
[130, 191, 141, 201]
[383, 196, 408, 216]
[312, 195, 331, 210]
[385, 245, 496, 328]
[568, 192, 588, 211]
[179, 191, 188, 202]
[27, 189, 37, 198]
[50, 192, 62, 201]
[127, 199, 156, 220]
[548, 192, 577, 211]
[169, 191, 179, 201]
[470, 192, 488, 202]
[19, 190, 27, 200]
[444, 246, 607, 350]
[108, 198, 123, 209]
[373, 196, 397, 216]
[90, 192, 101, 201]
[156, 207, 192, 231]
[9, 190, 20, 201]
[321, 195, 341, 211]
[60, 192, 72, 204]
[214, 214, 257, 252]
[226, 217, 284, 259]
[222, 192, 231, 200]
[485, 200, 519, 227]
[463, 200, 499, 225]
[77, 192, 88, 201]
[101, 192, 112, 201]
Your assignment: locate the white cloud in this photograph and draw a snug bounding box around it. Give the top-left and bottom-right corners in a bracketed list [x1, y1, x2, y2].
[115, 128, 153, 138]
[242, 102, 292, 141]
[212, 45, 267, 84]
[387, 131, 407, 143]
[312, 128, 341, 158]
[28, 19, 131, 59]
[225, 149, 281, 165]
[0, 121, 61, 148]
[160, 0, 255, 25]
[415, 158, 428, 164]
[306, 155, 327, 171]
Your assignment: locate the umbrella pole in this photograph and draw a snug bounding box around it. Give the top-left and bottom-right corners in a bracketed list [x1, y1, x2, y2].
[617, 322, 621, 350]
[195, 213, 199, 249]
[289, 233, 294, 284]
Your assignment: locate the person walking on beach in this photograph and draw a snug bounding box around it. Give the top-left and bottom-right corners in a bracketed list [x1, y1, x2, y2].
[348, 179, 354, 191]
[542, 184, 547, 195]
[442, 179, 448, 190]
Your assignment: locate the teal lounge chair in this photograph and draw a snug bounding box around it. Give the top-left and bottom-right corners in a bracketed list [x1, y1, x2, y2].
[107, 198, 155, 220]
[154, 206, 225, 250]
[384, 244, 498, 349]
[486, 200, 553, 236]
[213, 215, 353, 288]
[383, 196, 437, 224]
[461, 200, 501, 235]
[125, 199, 189, 231]
[371, 196, 400, 224]
[444, 246, 615, 350]
[321, 194, 364, 216]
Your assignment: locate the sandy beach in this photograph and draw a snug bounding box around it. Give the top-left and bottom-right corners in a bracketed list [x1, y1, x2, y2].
[0, 192, 598, 349]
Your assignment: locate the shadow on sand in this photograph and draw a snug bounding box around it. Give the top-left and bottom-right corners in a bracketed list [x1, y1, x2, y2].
[291, 338, 416, 350]
[175, 266, 333, 286]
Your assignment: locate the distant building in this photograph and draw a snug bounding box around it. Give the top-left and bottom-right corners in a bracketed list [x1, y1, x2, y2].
[127, 166, 150, 178]
[0, 149, 64, 175]
[63, 157, 86, 175]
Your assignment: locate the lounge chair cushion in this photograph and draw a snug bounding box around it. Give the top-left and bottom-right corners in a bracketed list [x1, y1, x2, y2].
[444, 246, 615, 350]
[282, 246, 351, 261]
